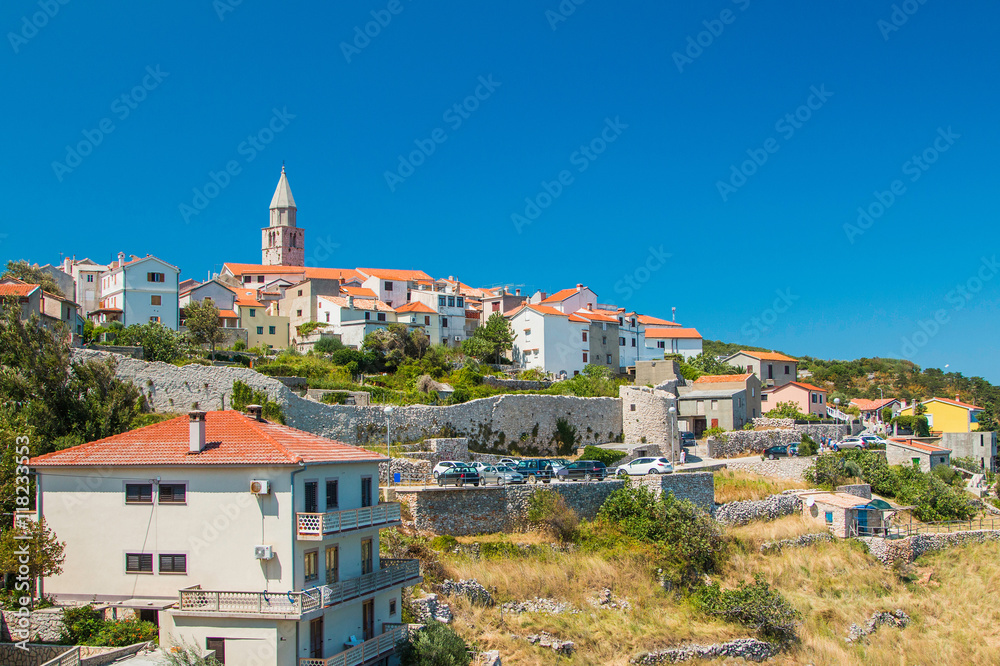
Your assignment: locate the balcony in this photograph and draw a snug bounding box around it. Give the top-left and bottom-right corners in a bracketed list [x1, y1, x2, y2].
[297, 503, 402, 540]
[175, 558, 421, 619]
[300, 624, 410, 666]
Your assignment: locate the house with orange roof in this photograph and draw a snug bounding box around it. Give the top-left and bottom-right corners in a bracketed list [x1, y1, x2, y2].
[641, 327, 704, 361]
[236, 288, 290, 350]
[0, 278, 83, 342]
[508, 303, 591, 376]
[850, 397, 901, 427]
[722, 350, 798, 387]
[395, 300, 440, 341]
[97, 252, 180, 329]
[29, 408, 420, 666]
[885, 436, 951, 472]
[280, 276, 347, 335]
[571, 306, 621, 370]
[761, 381, 828, 417]
[220, 262, 361, 289]
[530, 283, 597, 314]
[899, 395, 984, 433]
[316, 294, 397, 348]
[481, 286, 527, 323]
[356, 268, 434, 309]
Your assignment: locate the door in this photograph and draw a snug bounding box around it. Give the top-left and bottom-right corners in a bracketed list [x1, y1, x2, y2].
[362, 599, 375, 641]
[310, 617, 323, 658]
[856, 509, 868, 536]
[304, 481, 318, 513]
[206, 638, 225, 665]
[361, 477, 373, 508]
[361, 538, 373, 575]
[326, 545, 339, 584]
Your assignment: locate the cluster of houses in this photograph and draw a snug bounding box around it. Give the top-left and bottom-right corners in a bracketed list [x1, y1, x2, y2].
[4, 167, 704, 378]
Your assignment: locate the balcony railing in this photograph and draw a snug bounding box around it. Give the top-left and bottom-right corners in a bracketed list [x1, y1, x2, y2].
[297, 503, 402, 540]
[176, 559, 420, 617]
[299, 624, 410, 666]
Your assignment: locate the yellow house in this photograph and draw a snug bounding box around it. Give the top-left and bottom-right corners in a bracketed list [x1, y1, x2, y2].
[237, 291, 290, 350]
[899, 396, 983, 434]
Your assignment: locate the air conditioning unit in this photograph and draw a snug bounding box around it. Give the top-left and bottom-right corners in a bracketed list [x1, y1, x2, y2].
[454, 336, 461, 341]
[254, 545, 274, 560]
[250, 480, 270, 495]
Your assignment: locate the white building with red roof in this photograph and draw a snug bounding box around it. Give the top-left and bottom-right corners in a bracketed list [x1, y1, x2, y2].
[722, 350, 799, 387]
[356, 268, 434, 309]
[316, 294, 397, 348]
[95, 253, 180, 329]
[885, 436, 951, 473]
[530, 284, 597, 314]
[30, 409, 418, 666]
[641, 327, 703, 361]
[508, 303, 591, 377]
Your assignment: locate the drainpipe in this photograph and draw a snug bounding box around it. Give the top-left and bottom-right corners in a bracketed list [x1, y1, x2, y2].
[290, 460, 308, 658]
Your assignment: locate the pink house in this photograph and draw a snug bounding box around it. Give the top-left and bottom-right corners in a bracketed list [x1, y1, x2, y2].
[762, 381, 828, 417]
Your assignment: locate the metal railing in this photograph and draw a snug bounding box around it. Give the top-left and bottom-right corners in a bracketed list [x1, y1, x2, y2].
[886, 516, 1000, 539]
[297, 503, 402, 540]
[176, 559, 420, 617]
[299, 624, 409, 666]
[40, 648, 80, 666]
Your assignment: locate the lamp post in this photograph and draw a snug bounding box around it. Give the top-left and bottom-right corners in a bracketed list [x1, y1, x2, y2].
[384, 406, 394, 488]
[834, 397, 841, 425]
[668, 404, 678, 464]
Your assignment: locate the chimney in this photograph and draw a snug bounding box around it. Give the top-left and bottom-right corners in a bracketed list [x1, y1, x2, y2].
[118, 252, 125, 266]
[346, 295, 354, 310]
[956, 394, 961, 402]
[587, 303, 593, 311]
[576, 283, 583, 291]
[672, 306, 677, 322]
[63, 257, 71, 272]
[188, 411, 207, 454]
[448, 276, 454, 281]
[515, 289, 521, 296]
[247, 404, 263, 421]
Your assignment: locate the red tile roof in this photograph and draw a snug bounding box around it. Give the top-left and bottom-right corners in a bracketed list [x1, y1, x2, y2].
[787, 381, 827, 393]
[0, 283, 39, 297]
[850, 398, 898, 412]
[394, 301, 436, 314]
[30, 411, 385, 467]
[637, 314, 680, 327]
[356, 268, 434, 282]
[318, 295, 395, 312]
[340, 285, 378, 298]
[571, 309, 619, 323]
[222, 263, 359, 283]
[888, 438, 951, 454]
[926, 397, 984, 411]
[644, 327, 702, 339]
[540, 287, 585, 304]
[218, 310, 239, 319]
[694, 373, 753, 384]
[734, 350, 798, 362]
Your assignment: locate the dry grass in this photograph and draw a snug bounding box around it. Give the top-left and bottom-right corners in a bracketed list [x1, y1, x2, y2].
[713, 470, 809, 503]
[727, 514, 828, 551]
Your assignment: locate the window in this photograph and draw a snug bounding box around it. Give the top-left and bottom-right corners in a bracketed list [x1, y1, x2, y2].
[326, 545, 339, 584]
[206, 639, 225, 664]
[151, 295, 161, 306]
[326, 479, 339, 510]
[784, 365, 790, 374]
[361, 539, 373, 575]
[365, 311, 371, 320]
[298, 289, 303, 296]
[602, 336, 607, 345]
[582, 331, 588, 342]
[767, 364, 773, 380]
[631, 338, 636, 347]
[384, 281, 393, 291]
[618, 317, 624, 325]
[631, 318, 636, 327]
[390, 599, 397, 616]
[819, 394, 824, 403]
[619, 337, 625, 346]
[630, 404, 636, 412]
[244, 276, 252, 283]
[448, 296, 455, 307]
[296, 309, 303, 317]
[257, 275, 264, 283]
[424, 316, 430, 325]
[492, 302, 500, 312]
[304, 481, 318, 513]
[824, 512, 833, 525]
[304, 550, 319, 582]
[607, 354, 612, 364]
[457, 297, 464, 307]
[582, 352, 588, 362]
[86, 275, 94, 283]
[147, 272, 165, 282]
[657, 341, 665, 349]
[442, 317, 449, 328]
[158, 484, 186, 504]
[269, 326, 276, 335]
[361, 477, 373, 508]
[762, 393, 768, 401]
[126, 483, 153, 504]
[256, 326, 264, 335]
[149, 316, 160, 323]
[249, 309, 256, 317]
[711, 400, 718, 410]
[325, 312, 330, 322]
[159, 554, 187, 574]
[377, 312, 386, 322]
[812, 394, 818, 403]
[439, 296, 446, 306]
[126, 553, 153, 573]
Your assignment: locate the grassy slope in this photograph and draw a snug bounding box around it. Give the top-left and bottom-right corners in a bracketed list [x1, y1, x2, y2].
[432, 516, 1000, 665]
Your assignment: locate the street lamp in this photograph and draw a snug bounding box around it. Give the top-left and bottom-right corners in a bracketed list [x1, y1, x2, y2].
[833, 397, 841, 425]
[668, 404, 678, 464]
[384, 406, 394, 488]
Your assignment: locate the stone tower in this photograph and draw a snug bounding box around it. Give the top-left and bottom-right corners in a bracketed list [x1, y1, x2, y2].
[261, 165, 305, 266]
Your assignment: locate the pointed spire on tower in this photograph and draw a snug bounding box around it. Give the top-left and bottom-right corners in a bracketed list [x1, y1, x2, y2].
[270, 164, 296, 210]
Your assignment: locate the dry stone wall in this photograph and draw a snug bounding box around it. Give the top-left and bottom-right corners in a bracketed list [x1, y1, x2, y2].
[708, 424, 857, 457]
[860, 530, 1000, 565]
[0, 607, 64, 643]
[0, 644, 69, 666]
[396, 473, 714, 535]
[71, 350, 622, 454]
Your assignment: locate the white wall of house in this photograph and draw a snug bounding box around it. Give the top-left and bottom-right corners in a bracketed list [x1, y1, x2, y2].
[179, 281, 236, 309]
[360, 276, 410, 309]
[409, 288, 468, 346]
[511, 309, 590, 376]
[101, 257, 180, 329]
[641, 336, 703, 361]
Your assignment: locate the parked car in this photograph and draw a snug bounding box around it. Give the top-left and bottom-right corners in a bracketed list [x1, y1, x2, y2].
[762, 445, 791, 460]
[436, 464, 480, 487]
[681, 431, 696, 446]
[859, 434, 888, 447]
[432, 461, 462, 479]
[543, 459, 570, 474]
[837, 437, 866, 450]
[555, 460, 607, 481]
[513, 459, 555, 483]
[478, 465, 526, 485]
[499, 458, 519, 466]
[468, 461, 489, 471]
[614, 457, 674, 476]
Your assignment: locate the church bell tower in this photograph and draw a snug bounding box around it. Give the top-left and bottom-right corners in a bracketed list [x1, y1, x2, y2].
[261, 165, 305, 266]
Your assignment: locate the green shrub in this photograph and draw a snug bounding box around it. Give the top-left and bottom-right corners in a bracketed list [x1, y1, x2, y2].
[952, 456, 982, 474]
[230, 380, 284, 424]
[314, 337, 345, 353]
[429, 535, 458, 552]
[580, 445, 626, 466]
[398, 621, 471, 666]
[695, 573, 800, 643]
[798, 435, 818, 456]
[704, 426, 726, 438]
[527, 490, 579, 542]
[92, 618, 158, 647]
[61, 604, 104, 644]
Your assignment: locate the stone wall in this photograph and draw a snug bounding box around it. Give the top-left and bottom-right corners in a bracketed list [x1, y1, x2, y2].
[715, 494, 802, 526]
[860, 530, 1000, 565]
[483, 376, 552, 390]
[396, 473, 714, 535]
[0, 644, 70, 666]
[70, 350, 622, 454]
[1, 608, 64, 643]
[620, 386, 676, 453]
[707, 424, 856, 457]
[721, 456, 815, 481]
[305, 388, 370, 406]
[837, 484, 872, 500]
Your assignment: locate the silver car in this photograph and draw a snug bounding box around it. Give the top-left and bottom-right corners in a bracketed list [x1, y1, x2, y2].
[836, 437, 866, 450]
[478, 464, 526, 486]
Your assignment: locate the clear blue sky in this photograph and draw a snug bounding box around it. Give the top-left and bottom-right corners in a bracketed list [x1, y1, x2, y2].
[3, 2, 998, 380]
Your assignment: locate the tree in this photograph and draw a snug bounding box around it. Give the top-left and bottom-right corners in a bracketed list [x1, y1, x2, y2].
[462, 313, 513, 364]
[185, 299, 226, 356]
[314, 336, 345, 353]
[0, 518, 65, 587]
[2, 260, 64, 297]
[764, 401, 807, 420]
[398, 622, 470, 666]
[115, 323, 182, 363]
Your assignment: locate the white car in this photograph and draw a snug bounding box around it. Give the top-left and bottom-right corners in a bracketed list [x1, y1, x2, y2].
[499, 458, 518, 466]
[859, 435, 888, 447]
[468, 461, 489, 471]
[615, 457, 674, 476]
[836, 437, 866, 450]
[432, 461, 463, 479]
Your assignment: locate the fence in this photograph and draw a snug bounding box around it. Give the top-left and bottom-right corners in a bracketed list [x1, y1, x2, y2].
[887, 516, 1000, 539]
[40, 648, 80, 666]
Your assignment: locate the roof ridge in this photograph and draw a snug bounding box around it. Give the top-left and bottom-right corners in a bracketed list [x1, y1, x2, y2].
[242, 413, 302, 464]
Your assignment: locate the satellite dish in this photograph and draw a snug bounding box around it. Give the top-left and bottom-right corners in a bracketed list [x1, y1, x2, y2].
[805, 497, 815, 507]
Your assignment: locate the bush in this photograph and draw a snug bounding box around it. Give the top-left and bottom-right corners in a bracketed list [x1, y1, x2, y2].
[398, 621, 471, 666]
[704, 426, 726, 438]
[580, 445, 626, 466]
[526, 490, 579, 542]
[61, 605, 104, 644]
[230, 380, 284, 424]
[314, 337, 345, 353]
[798, 434, 818, 456]
[92, 618, 158, 647]
[952, 456, 982, 474]
[695, 573, 800, 643]
[60, 606, 157, 647]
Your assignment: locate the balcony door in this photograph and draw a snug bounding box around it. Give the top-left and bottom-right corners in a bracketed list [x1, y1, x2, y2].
[361, 477, 372, 508]
[361, 538, 373, 575]
[304, 481, 318, 513]
[362, 599, 375, 641]
[309, 617, 323, 658]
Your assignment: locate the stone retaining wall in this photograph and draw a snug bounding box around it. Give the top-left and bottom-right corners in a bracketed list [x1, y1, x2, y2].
[70, 350, 622, 454]
[715, 494, 803, 526]
[483, 376, 552, 390]
[1, 607, 64, 643]
[860, 530, 1000, 565]
[721, 456, 815, 481]
[0, 643, 69, 666]
[708, 425, 857, 458]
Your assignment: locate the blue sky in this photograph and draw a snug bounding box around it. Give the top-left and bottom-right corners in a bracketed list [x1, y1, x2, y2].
[3, 1, 999, 380]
